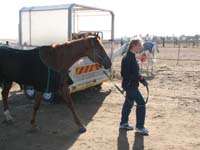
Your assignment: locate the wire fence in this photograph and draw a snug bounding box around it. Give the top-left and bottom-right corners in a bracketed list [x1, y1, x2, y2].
[112, 43, 200, 78]
[153, 57, 200, 62]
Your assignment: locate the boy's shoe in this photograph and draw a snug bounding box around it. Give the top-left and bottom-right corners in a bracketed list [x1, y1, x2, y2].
[135, 127, 149, 135]
[119, 123, 134, 130]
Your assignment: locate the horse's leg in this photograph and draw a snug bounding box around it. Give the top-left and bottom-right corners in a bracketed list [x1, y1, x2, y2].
[30, 91, 43, 129]
[138, 55, 143, 73]
[61, 84, 86, 133]
[146, 51, 153, 75]
[140, 61, 143, 73]
[144, 52, 149, 75]
[151, 51, 155, 73]
[2, 81, 14, 122]
[151, 56, 154, 73]
[19, 84, 24, 91]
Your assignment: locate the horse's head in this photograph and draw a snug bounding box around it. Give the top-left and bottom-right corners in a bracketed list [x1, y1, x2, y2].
[84, 35, 112, 69]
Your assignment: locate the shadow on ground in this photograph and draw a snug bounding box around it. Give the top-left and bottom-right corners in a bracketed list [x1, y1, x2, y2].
[0, 87, 111, 150]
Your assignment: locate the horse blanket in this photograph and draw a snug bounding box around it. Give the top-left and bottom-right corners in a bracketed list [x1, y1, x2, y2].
[143, 42, 154, 53]
[0, 46, 72, 92]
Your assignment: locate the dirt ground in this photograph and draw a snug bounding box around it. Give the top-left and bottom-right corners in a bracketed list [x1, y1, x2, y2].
[0, 46, 200, 150]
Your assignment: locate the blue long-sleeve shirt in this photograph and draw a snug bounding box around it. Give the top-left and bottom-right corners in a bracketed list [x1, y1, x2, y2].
[121, 51, 141, 88]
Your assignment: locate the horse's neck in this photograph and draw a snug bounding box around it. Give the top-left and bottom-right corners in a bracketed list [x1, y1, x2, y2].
[40, 39, 91, 73]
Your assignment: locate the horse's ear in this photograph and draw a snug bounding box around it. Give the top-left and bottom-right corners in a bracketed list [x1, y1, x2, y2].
[94, 32, 99, 38]
[95, 32, 100, 40]
[51, 42, 57, 48]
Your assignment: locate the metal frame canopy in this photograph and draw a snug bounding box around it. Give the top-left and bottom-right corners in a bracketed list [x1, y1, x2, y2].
[19, 3, 114, 46]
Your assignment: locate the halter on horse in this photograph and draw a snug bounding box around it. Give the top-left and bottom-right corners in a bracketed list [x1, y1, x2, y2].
[0, 35, 111, 133]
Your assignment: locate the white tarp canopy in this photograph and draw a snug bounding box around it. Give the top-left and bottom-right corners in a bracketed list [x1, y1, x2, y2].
[19, 3, 114, 46]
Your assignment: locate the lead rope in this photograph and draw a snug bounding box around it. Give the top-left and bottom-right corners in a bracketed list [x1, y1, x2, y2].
[102, 70, 125, 96]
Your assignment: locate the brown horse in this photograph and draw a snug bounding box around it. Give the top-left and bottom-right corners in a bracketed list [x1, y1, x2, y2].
[0, 35, 111, 133]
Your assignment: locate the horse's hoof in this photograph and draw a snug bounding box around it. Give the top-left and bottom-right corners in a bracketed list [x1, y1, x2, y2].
[29, 125, 40, 133]
[79, 127, 87, 133]
[2, 119, 14, 124]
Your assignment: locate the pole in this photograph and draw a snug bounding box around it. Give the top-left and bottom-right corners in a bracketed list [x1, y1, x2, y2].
[176, 42, 181, 65]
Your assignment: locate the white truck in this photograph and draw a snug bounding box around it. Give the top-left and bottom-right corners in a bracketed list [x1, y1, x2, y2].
[18, 3, 115, 102]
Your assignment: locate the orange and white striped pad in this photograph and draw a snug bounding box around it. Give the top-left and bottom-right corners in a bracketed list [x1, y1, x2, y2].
[75, 64, 100, 75]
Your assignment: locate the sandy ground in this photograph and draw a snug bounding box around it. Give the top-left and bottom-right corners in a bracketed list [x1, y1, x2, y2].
[0, 47, 200, 150]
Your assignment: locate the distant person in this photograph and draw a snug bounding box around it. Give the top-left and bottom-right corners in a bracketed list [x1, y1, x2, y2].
[119, 39, 149, 135]
[6, 41, 9, 45]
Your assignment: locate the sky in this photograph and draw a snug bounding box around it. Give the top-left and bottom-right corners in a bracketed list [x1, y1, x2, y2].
[0, 0, 200, 39]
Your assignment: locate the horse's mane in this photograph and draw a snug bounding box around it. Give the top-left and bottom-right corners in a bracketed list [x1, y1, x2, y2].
[51, 41, 70, 48]
[50, 36, 99, 48]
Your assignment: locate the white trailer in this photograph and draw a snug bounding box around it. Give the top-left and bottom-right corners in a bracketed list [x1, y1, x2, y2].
[18, 3, 115, 102]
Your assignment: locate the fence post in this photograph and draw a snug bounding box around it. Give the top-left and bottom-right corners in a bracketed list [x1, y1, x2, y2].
[176, 43, 181, 65]
[162, 37, 165, 47]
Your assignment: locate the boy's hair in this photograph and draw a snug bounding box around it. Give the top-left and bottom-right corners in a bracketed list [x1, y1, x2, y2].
[128, 39, 140, 51]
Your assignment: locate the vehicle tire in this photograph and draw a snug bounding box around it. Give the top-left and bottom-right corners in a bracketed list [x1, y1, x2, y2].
[93, 83, 102, 91]
[24, 85, 35, 99]
[42, 92, 56, 103]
